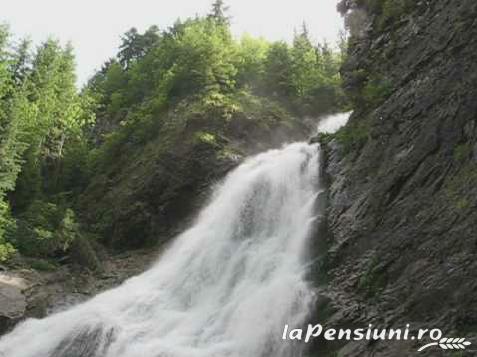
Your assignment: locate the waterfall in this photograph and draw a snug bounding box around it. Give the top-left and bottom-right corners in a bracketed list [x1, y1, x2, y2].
[316, 112, 351, 134]
[0, 141, 325, 357]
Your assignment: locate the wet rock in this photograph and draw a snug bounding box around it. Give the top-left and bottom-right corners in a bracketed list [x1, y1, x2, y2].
[0, 274, 27, 334]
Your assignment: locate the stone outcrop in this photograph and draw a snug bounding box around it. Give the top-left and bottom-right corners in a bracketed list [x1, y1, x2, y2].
[0, 273, 27, 335]
[312, 1, 477, 356]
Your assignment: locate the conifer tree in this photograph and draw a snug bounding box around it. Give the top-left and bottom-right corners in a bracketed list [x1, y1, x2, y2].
[208, 0, 231, 26]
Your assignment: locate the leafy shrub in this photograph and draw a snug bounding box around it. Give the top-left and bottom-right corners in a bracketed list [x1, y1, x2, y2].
[0, 199, 16, 262]
[335, 120, 370, 155]
[69, 235, 102, 271]
[195, 132, 218, 145]
[362, 76, 393, 105]
[29, 258, 57, 271]
[12, 201, 79, 258]
[355, 0, 414, 29]
[381, 0, 414, 25]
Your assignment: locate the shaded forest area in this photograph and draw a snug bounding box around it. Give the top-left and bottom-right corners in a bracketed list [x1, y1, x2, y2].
[0, 1, 347, 269]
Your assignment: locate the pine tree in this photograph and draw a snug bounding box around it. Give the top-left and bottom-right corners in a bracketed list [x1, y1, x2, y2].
[208, 0, 231, 26]
[11, 39, 31, 84]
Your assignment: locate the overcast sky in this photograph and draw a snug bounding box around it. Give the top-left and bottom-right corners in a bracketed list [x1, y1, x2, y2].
[2, 0, 344, 85]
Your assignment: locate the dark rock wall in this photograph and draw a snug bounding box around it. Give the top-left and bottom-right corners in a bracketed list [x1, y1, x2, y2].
[315, 1, 477, 356]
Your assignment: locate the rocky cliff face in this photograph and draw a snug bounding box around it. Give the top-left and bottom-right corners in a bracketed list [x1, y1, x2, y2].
[314, 1, 477, 356]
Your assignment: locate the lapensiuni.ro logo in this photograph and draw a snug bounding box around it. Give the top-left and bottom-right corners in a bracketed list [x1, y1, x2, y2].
[282, 324, 472, 352]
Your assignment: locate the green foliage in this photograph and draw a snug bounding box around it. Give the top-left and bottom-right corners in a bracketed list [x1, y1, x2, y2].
[380, 0, 414, 26]
[262, 41, 294, 98]
[349, 0, 414, 29]
[0, 242, 15, 262]
[346, 68, 393, 109]
[0, 199, 16, 261]
[0, 2, 347, 264]
[290, 25, 320, 98]
[0, 29, 95, 265]
[12, 201, 79, 257]
[118, 26, 160, 70]
[235, 35, 269, 88]
[195, 132, 218, 145]
[208, 0, 231, 26]
[259, 27, 346, 115]
[88, 14, 346, 141]
[29, 258, 57, 271]
[335, 119, 370, 154]
[362, 76, 393, 105]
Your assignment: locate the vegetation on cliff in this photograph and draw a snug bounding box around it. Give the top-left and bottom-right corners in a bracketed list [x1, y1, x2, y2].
[0, 1, 346, 267]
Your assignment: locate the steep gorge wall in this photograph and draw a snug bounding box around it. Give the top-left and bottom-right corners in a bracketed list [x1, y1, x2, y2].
[315, 1, 477, 356]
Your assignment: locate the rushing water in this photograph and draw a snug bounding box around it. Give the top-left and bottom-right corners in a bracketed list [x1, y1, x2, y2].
[0, 113, 350, 357]
[316, 112, 351, 134]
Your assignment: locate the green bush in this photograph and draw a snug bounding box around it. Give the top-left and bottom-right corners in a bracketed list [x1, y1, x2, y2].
[0, 199, 16, 262]
[12, 201, 79, 258]
[335, 120, 370, 155]
[362, 76, 393, 106]
[357, 0, 414, 29]
[0, 240, 15, 262]
[69, 235, 102, 271]
[30, 258, 57, 271]
[381, 0, 413, 24]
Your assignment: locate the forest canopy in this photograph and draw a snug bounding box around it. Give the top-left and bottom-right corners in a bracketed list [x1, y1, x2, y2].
[0, 1, 347, 266]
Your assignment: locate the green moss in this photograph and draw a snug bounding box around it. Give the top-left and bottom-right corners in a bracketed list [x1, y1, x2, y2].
[316, 132, 335, 146]
[358, 255, 388, 297]
[445, 163, 477, 212]
[30, 259, 57, 271]
[335, 120, 370, 155]
[455, 198, 470, 211]
[453, 143, 473, 162]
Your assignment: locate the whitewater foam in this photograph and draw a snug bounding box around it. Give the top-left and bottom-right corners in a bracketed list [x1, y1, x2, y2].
[0, 141, 323, 357]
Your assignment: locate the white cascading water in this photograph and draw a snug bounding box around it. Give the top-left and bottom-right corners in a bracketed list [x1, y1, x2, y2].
[0, 114, 349, 357]
[316, 112, 352, 134]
